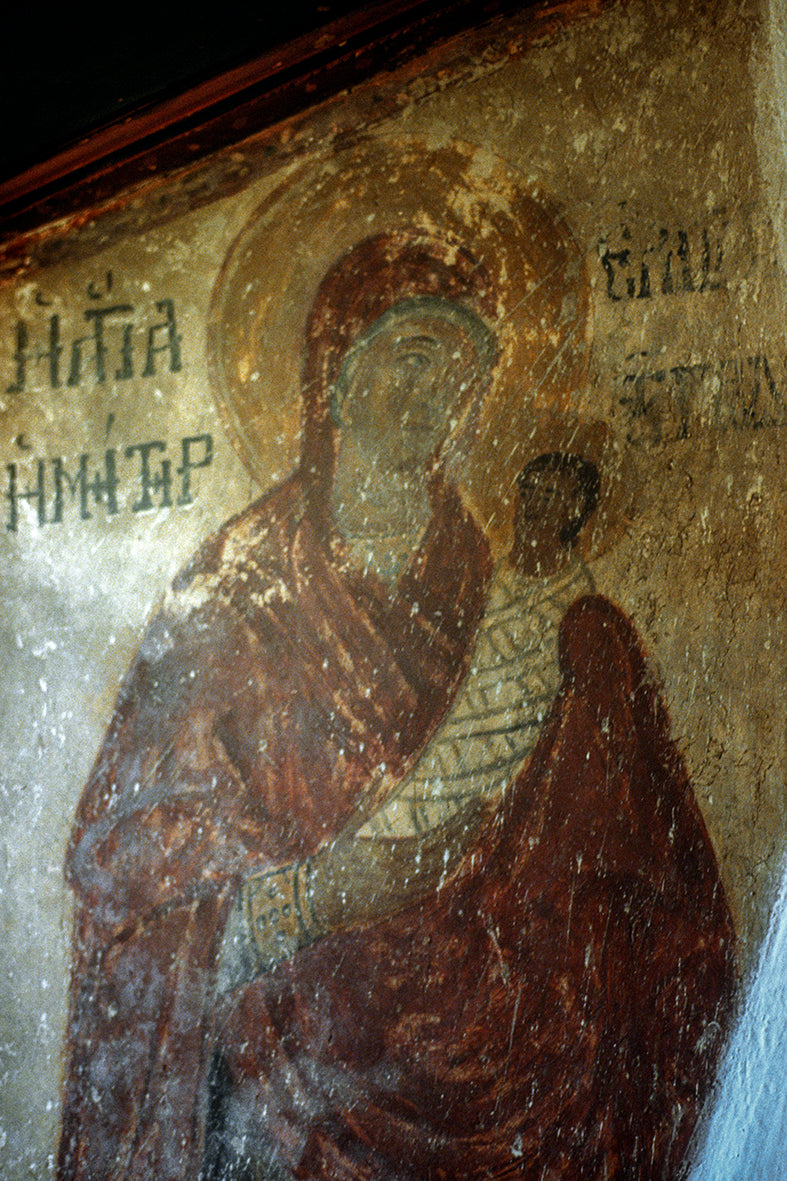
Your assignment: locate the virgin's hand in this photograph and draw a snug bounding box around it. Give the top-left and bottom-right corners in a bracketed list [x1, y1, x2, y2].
[217, 861, 319, 991]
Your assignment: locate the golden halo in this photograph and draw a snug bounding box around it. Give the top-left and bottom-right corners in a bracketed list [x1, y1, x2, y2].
[207, 135, 626, 549]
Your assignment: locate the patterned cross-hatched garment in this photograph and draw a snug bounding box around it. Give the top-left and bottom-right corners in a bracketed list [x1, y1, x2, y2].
[60, 476, 736, 1181]
[357, 557, 594, 838]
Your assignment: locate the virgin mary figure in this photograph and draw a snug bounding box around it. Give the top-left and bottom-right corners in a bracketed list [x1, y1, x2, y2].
[57, 151, 735, 1181]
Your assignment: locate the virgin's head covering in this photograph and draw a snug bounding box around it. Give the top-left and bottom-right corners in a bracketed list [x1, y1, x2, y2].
[298, 228, 498, 516]
[207, 139, 594, 530]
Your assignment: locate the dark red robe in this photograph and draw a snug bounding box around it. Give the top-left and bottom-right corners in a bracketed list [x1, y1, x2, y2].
[58, 474, 736, 1181]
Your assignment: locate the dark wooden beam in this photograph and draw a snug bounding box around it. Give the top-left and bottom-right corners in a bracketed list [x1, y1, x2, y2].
[0, 0, 617, 266]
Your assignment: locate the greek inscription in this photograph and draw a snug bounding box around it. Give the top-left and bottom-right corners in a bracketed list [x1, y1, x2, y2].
[618, 351, 787, 444]
[5, 283, 182, 394]
[4, 434, 213, 532]
[597, 221, 727, 301]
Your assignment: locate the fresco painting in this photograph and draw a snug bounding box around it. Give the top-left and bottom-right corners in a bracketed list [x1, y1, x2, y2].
[2, 0, 787, 1177]
[55, 146, 736, 1178]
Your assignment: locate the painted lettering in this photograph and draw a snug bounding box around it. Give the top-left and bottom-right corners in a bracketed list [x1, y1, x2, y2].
[4, 285, 184, 394]
[598, 222, 726, 302]
[4, 433, 213, 532]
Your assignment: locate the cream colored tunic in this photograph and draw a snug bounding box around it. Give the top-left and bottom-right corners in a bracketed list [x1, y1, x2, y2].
[357, 557, 594, 839]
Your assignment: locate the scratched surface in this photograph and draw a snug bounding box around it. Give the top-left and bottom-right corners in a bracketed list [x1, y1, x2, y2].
[0, 0, 784, 1176]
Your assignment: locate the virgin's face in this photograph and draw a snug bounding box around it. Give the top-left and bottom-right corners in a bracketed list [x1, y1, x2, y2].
[335, 308, 488, 477]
